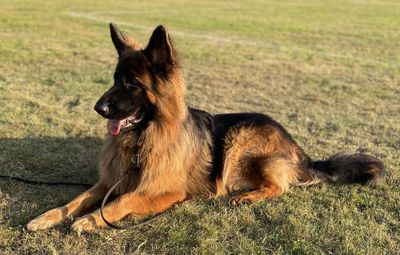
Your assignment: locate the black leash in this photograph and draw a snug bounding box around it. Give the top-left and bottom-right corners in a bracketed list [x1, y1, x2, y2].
[0, 174, 92, 187]
[99, 153, 164, 230]
[99, 173, 164, 230]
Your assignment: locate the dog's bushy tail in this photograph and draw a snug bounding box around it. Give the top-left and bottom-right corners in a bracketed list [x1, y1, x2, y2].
[301, 153, 385, 185]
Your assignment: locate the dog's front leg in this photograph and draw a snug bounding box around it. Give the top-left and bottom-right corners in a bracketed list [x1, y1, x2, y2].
[27, 182, 107, 231]
[71, 191, 186, 234]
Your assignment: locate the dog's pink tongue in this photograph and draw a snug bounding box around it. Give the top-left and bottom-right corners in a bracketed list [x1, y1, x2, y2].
[109, 120, 122, 136]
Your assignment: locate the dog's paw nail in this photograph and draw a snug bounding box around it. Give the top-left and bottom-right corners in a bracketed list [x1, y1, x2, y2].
[26, 221, 38, 231]
[26, 219, 50, 231]
[230, 195, 252, 206]
[230, 197, 239, 206]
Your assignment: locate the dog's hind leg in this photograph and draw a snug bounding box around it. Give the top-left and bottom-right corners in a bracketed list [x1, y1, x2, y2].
[26, 182, 107, 231]
[229, 154, 297, 205]
[71, 191, 186, 233]
[230, 184, 283, 205]
[220, 124, 302, 205]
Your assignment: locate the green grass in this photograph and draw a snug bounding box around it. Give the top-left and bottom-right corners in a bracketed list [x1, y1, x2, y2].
[1, 0, 399, 254]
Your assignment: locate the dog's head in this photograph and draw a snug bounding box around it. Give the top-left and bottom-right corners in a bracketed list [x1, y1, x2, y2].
[95, 23, 183, 136]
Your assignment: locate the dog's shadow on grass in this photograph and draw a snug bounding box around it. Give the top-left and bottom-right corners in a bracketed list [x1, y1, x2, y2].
[0, 136, 102, 228]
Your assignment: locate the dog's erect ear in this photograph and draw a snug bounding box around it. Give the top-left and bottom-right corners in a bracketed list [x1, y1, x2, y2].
[144, 25, 175, 73]
[110, 23, 128, 55]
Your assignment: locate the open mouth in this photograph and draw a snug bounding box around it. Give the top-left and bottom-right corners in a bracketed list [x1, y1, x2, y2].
[109, 108, 144, 136]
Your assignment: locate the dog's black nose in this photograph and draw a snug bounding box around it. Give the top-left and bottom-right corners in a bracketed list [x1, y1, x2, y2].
[94, 101, 109, 116]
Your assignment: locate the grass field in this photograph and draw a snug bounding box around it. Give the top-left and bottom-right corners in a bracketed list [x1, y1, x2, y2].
[1, 0, 399, 254]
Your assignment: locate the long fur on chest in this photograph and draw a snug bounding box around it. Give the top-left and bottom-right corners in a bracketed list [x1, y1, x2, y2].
[98, 112, 214, 197]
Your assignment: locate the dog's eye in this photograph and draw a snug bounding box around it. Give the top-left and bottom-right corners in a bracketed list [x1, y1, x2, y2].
[126, 82, 142, 92]
[126, 82, 137, 88]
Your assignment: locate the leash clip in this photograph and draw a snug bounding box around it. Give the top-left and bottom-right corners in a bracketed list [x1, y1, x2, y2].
[134, 153, 141, 170]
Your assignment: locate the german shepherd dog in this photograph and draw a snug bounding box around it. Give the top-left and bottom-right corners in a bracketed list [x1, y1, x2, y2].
[27, 24, 385, 233]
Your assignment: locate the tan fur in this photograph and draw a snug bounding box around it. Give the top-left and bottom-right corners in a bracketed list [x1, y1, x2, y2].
[125, 36, 142, 51]
[71, 191, 186, 233]
[219, 124, 302, 200]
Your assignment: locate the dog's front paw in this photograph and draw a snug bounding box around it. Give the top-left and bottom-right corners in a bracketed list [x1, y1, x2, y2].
[230, 194, 255, 206]
[71, 215, 97, 235]
[26, 208, 64, 231]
